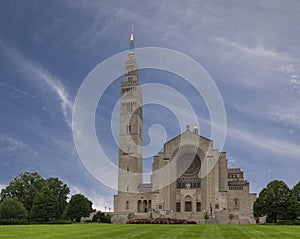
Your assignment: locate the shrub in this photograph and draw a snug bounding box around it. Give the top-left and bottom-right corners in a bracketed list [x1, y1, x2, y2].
[127, 218, 196, 224]
[277, 220, 300, 225]
[93, 211, 111, 223]
[47, 220, 73, 224]
[0, 219, 28, 225]
[294, 220, 300, 225]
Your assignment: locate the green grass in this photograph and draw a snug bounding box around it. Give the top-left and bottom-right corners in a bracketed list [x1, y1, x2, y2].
[0, 224, 299, 239]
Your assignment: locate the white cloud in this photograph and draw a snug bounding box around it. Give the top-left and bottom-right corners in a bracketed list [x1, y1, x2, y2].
[290, 75, 300, 95]
[216, 37, 286, 61]
[68, 184, 113, 211]
[213, 37, 300, 130]
[0, 135, 25, 154]
[1, 42, 73, 128]
[228, 127, 300, 158]
[227, 156, 237, 167]
[0, 82, 31, 97]
[199, 118, 300, 158]
[0, 184, 6, 191]
[232, 96, 300, 130]
[215, 37, 299, 89]
[265, 103, 300, 129]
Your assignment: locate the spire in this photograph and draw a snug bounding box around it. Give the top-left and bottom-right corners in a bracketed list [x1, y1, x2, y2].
[129, 24, 135, 50]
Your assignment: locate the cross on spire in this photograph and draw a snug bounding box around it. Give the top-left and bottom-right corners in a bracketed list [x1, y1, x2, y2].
[130, 24, 135, 50]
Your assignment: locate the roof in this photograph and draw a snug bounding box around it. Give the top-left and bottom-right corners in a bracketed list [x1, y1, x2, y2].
[164, 129, 211, 146]
[228, 180, 248, 186]
[138, 183, 152, 188]
[228, 168, 242, 174]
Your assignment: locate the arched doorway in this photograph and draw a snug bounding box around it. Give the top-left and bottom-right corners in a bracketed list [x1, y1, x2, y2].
[137, 200, 142, 212]
[185, 195, 192, 212]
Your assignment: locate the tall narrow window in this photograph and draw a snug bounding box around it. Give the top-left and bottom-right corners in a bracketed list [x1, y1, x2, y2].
[176, 202, 181, 212]
[196, 202, 201, 212]
[128, 125, 131, 134]
[126, 201, 129, 209]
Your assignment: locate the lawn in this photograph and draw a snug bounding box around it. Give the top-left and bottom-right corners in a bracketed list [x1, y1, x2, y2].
[0, 224, 299, 239]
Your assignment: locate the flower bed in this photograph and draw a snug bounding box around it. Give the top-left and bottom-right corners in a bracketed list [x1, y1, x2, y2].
[127, 217, 197, 224]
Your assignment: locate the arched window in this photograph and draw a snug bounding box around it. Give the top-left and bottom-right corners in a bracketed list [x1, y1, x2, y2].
[143, 200, 148, 213]
[126, 201, 129, 209]
[233, 198, 239, 209]
[177, 154, 201, 189]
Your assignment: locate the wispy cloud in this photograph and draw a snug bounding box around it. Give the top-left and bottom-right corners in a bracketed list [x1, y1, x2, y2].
[1, 42, 73, 127]
[0, 82, 32, 98]
[216, 37, 299, 87]
[200, 118, 300, 158]
[228, 127, 300, 158]
[216, 37, 286, 60]
[265, 103, 300, 129]
[0, 135, 25, 154]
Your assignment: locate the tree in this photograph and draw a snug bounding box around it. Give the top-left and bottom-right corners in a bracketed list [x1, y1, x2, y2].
[63, 194, 92, 222]
[229, 213, 235, 224]
[92, 211, 111, 223]
[29, 187, 58, 222]
[0, 172, 44, 219]
[0, 197, 27, 220]
[292, 181, 300, 218]
[44, 177, 70, 219]
[204, 211, 209, 224]
[253, 180, 291, 223]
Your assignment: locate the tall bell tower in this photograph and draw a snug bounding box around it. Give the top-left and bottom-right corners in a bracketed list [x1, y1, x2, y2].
[117, 26, 143, 195]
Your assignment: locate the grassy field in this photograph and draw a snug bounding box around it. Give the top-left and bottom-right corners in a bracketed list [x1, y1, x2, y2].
[0, 224, 299, 239]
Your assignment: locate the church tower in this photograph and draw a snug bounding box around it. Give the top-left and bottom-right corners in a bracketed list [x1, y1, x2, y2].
[118, 27, 143, 194]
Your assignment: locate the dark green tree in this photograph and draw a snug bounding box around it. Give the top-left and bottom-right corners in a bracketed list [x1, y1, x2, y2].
[29, 187, 58, 222]
[92, 211, 111, 223]
[63, 194, 92, 222]
[44, 177, 70, 219]
[0, 197, 27, 220]
[253, 187, 267, 218]
[292, 181, 300, 217]
[253, 180, 291, 223]
[204, 211, 209, 224]
[229, 213, 235, 224]
[0, 172, 44, 218]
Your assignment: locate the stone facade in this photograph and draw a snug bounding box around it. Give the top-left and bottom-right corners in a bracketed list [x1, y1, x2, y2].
[113, 30, 256, 224]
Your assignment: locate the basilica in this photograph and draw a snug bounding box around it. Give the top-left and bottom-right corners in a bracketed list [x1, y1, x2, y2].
[113, 30, 256, 224]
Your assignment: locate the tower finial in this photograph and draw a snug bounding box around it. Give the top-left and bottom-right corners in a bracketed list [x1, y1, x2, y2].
[130, 24, 135, 50]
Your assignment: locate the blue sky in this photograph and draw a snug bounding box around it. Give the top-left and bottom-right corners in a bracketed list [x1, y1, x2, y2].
[0, 0, 300, 210]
